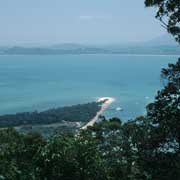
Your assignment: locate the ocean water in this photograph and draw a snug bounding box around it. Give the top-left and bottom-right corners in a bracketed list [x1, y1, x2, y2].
[0, 54, 178, 121]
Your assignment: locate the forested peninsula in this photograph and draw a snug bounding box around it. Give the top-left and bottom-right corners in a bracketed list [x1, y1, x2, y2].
[0, 101, 103, 136]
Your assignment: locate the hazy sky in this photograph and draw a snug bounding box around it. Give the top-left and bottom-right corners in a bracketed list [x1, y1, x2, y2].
[0, 0, 166, 45]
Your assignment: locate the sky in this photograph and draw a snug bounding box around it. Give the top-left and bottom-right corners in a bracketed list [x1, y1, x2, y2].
[0, 0, 166, 45]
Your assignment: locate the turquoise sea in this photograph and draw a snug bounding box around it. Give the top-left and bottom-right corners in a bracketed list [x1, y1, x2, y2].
[0, 54, 178, 121]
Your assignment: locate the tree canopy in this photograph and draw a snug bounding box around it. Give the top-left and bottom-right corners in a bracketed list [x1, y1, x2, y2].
[1, 1, 180, 179]
[145, 0, 180, 43]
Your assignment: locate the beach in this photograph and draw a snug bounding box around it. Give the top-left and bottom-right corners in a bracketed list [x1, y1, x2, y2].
[81, 97, 115, 129]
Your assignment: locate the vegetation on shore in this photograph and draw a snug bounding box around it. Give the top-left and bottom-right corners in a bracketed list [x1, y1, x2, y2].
[0, 102, 102, 128]
[1, 0, 180, 179]
[1, 53, 180, 178]
[0, 101, 104, 136]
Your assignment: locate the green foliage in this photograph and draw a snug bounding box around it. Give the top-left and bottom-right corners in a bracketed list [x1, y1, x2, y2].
[147, 58, 180, 151]
[145, 0, 180, 43]
[84, 118, 140, 180]
[1, 2, 180, 178]
[142, 57, 180, 179]
[0, 129, 45, 180]
[0, 102, 102, 128]
[2, 1, 180, 179]
[0, 109, 180, 180]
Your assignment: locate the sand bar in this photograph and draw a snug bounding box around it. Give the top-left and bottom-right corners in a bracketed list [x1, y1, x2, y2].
[81, 97, 115, 129]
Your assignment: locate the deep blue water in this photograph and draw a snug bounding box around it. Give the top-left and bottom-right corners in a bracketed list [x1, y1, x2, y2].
[0, 54, 178, 121]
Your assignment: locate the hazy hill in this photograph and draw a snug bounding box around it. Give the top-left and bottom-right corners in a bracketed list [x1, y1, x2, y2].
[0, 35, 179, 55]
[145, 34, 178, 46]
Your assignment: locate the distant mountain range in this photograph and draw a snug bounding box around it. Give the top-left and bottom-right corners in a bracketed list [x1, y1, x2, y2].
[0, 34, 179, 55]
[146, 34, 178, 46]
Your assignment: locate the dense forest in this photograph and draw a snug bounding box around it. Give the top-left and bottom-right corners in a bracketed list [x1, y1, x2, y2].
[1, 0, 180, 179]
[1, 110, 180, 180]
[0, 102, 102, 128]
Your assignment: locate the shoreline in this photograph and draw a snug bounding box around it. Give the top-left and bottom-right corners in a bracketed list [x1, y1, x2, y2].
[81, 97, 115, 130]
[0, 54, 179, 57]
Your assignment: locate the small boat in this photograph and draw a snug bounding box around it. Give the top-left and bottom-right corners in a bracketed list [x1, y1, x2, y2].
[116, 107, 123, 111]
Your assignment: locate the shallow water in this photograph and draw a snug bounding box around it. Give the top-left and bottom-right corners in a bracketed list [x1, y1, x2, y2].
[0, 54, 178, 121]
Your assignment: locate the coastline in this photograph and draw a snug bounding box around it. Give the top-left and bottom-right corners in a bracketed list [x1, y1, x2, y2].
[81, 97, 115, 130]
[0, 54, 179, 57]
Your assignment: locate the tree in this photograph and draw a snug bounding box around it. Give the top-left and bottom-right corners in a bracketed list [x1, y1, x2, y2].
[145, 0, 180, 43]
[0, 129, 45, 180]
[0, 128, 22, 180]
[147, 58, 180, 150]
[83, 118, 141, 180]
[35, 133, 106, 180]
[144, 1, 180, 179]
